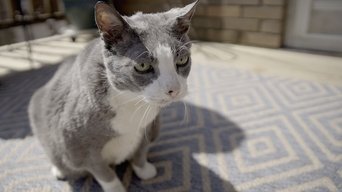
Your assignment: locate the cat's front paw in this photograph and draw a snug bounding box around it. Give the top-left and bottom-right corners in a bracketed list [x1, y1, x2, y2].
[51, 165, 66, 180]
[98, 179, 126, 192]
[132, 162, 157, 180]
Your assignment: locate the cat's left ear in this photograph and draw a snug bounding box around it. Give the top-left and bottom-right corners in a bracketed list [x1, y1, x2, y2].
[173, 0, 199, 36]
[95, 1, 128, 44]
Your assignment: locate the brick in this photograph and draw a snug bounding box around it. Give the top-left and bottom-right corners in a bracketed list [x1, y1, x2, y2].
[242, 6, 283, 19]
[260, 20, 282, 33]
[196, 5, 240, 17]
[241, 32, 281, 47]
[121, 1, 186, 14]
[262, 0, 284, 5]
[121, 4, 162, 14]
[192, 17, 223, 29]
[204, 0, 260, 5]
[192, 28, 238, 42]
[124, 0, 179, 5]
[192, 17, 259, 31]
[223, 18, 259, 31]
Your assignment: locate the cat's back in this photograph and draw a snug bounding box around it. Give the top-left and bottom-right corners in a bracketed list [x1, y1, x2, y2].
[28, 55, 75, 137]
[28, 38, 103, 134]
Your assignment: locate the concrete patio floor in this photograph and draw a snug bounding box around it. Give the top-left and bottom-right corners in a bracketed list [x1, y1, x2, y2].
[194, 43, 342, 86]
[0, 34, 341, 86]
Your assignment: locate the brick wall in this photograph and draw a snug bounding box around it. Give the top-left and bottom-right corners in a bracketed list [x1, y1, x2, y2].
[192, 0, 286, 47]
[116, 0, 287, 48]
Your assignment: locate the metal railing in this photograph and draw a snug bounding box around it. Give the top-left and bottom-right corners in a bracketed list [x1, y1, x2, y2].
[0, 0, 65, 29]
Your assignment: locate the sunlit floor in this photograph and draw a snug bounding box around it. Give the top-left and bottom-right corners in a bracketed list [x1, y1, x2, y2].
[192, 43, 342, 86]
[0, 33, 93, 76]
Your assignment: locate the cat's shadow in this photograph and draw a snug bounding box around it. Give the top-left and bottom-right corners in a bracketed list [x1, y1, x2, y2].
[0, 64, 60, 139]
[70, 102, 244, 192]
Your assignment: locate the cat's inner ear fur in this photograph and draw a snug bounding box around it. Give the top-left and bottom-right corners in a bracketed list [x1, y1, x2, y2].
[95, 2, 127, 43]
[173, 0, 199, 36]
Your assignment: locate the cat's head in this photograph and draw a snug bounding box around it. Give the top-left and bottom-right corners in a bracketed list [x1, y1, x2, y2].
[95, 1, 198, 107]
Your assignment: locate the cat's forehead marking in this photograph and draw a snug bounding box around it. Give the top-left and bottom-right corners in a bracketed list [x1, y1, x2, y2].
[154, 44, 174, 75]
[126, 13, 178, 51]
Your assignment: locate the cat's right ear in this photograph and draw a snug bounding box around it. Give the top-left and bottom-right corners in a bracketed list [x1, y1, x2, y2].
[172, 0, 199, 37]
[95, 2, 126, 43]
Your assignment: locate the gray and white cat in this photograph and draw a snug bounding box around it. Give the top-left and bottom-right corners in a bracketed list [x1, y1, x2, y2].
[28, 1, 197, 192]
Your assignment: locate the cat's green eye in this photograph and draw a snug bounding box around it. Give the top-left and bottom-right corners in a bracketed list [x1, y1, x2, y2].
[176, 55, 189, 66]
[134, 63, 152, 73]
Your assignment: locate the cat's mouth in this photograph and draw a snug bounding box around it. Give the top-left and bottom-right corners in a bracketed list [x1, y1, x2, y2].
[145, 91, 187, 107]
[146, 98, 173, 107]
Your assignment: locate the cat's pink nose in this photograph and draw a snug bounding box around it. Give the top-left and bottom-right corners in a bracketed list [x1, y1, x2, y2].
[167, 90, 180, 98]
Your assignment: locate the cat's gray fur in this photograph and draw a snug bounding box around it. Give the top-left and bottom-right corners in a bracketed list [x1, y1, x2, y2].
[28, 1, 197, 191]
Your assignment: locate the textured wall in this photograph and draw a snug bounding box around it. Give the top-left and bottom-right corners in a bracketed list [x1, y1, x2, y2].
[117, 0, 287, 48]
[192, 0, 286, 48]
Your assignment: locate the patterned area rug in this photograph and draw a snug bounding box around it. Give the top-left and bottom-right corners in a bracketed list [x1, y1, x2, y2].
[0, 57, 341, 192]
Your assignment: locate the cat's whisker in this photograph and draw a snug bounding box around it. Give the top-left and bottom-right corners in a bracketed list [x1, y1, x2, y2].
[185, 102, 189, 125]
[134, 97, 146, 106]
[181, 101, 189, 126]
[134, 50, 149, 60]
[111, 91, 126, 100]
[138, 104, 150, 135]
[177, 46, 188, 53]
[145, 46, 152, 54]
[119, 96, 143, 106]
[180, 101, 186, 125]
[186, 40, 198, 45]
[176, 40, 197, 52]
[143, 105, 151, 142]
[131, 102, 147, 122]
[177, 44, 194, 55]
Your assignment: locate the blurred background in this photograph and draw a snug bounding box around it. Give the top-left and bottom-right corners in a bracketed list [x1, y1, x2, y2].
[1, 0, 342, 50]
[0, 0, 341, 84]
[0, 1, 341, 192]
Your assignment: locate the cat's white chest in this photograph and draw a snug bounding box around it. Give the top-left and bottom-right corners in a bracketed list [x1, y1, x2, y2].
[101, 95, 159, 164]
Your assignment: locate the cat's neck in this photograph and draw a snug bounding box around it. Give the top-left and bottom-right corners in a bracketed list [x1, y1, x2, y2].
[107, 88, 160, 132]
[107, 88, 160, 114]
